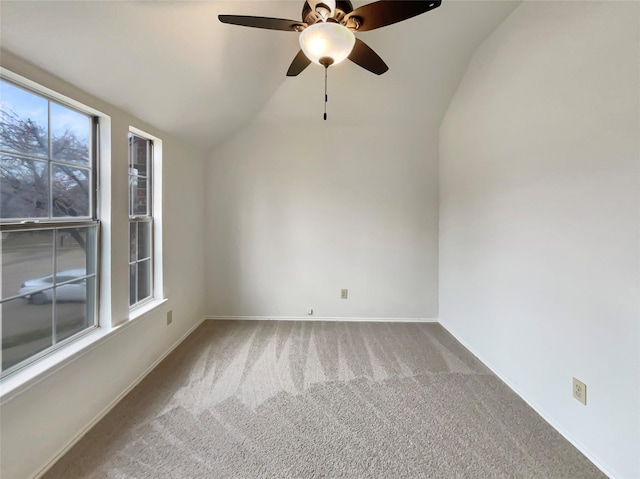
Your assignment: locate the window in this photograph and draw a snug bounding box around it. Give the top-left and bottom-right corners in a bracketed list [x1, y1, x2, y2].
[128, 133, 154, 308]
[0, 77, 98, 376]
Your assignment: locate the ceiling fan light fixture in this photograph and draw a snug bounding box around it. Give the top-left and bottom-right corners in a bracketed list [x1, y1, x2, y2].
[299, 22, 355, 67]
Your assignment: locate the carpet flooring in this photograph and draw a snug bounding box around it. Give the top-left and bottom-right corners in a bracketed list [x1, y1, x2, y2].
[44, 320, 605, 478]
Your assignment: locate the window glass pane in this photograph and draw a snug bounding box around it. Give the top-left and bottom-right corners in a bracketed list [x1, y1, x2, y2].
[86, 226, 97, 275]
[52, 164, 89, 217]
[0, 80, 49, 157]
[55, 276, 92, 342]
[131, 136, 148, 175]
[56, 275, 76, 282]
[85, 274, 96, 329]
[133, 177, 148, 216]
[129, 221, 136, 262]
[128, 171, 135, 217]
[1, 296, 53, 372]
[129, 264, 136, 306]
[137, 259, 151, 301]
[128, 134, 133, 168]
[56, 226, 96, 277]
[1, 230, 53, 300]
[1, 155, 49, 219]
[138, 221, 151, 260]
[51, 102, 90, 165]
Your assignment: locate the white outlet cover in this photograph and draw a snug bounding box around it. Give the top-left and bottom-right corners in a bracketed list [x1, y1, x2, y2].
[573, 377, 587, 405]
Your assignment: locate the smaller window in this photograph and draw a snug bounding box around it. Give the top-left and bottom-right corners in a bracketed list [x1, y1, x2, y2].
[128, 133, 154, 308]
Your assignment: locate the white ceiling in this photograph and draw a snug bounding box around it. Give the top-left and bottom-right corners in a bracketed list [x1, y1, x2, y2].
[0, 0, 520, 152]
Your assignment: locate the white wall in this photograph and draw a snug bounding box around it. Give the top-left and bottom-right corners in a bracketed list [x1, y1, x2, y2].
[439, 2, 639, 478]
[200, 1, 519, 320]
[0, 51, 207, 479]
[206, 120, 439, 319]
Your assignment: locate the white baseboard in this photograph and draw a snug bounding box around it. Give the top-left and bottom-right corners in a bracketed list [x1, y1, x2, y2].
[438, 320, 616, 479]
[33, 315, 207, 479]
[206, 315, 438, 323]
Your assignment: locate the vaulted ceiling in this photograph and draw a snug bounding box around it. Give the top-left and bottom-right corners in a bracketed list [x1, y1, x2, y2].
[0, 1, 520, 152]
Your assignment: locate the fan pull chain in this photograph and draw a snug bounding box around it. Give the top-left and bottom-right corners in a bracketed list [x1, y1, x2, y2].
[323, 66, 328, 121]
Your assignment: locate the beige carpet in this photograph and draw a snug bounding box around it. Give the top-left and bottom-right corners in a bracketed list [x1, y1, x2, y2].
[44, 320, 605, 478]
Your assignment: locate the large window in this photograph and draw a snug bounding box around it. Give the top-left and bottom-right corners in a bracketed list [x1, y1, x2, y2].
[0, 78, 98, 375]
[128, 133, 153, 308]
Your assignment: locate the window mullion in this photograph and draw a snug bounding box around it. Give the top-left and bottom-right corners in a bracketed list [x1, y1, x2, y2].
[0, 220, 99, 232]
[147, 141, 152, 216]
[48, 101, 52, 219]
[92, 116, 99, 221]
[133, 218, 138, 306]
[150, 217, 154, 297]
[52, 232, 57, 346]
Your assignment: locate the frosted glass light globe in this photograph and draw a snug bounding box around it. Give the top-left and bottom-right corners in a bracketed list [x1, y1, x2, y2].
[299, 22, 356, 66]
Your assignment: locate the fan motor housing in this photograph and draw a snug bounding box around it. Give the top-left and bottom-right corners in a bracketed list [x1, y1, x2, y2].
[302, 0, 354, 26]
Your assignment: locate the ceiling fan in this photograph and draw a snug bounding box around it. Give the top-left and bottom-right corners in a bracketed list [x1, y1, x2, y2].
[219, 0, 442, 118]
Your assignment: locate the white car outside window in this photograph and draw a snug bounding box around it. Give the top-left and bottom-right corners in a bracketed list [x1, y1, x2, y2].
[19, 269, 87, 305]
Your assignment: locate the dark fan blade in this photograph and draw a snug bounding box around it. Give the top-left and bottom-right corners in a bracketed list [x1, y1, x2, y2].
[218, 15, 306, 32]
[344, 0, 441, 32]
[287, 50, 312, 76]
[348, 38, 389, 75]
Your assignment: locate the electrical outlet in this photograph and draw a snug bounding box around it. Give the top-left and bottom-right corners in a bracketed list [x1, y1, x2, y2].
[166, 310, 173, 325]
[573, 377, 586, 405]
[341, 289, 348, 299]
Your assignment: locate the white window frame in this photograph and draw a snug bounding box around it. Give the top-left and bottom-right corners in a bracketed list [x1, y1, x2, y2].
[0, 68, 112, 385]
[128, 126, 163, 317]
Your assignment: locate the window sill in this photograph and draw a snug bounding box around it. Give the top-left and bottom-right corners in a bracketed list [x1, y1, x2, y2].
[130, 297, 167, 321]
[0, 297, 168, 405]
